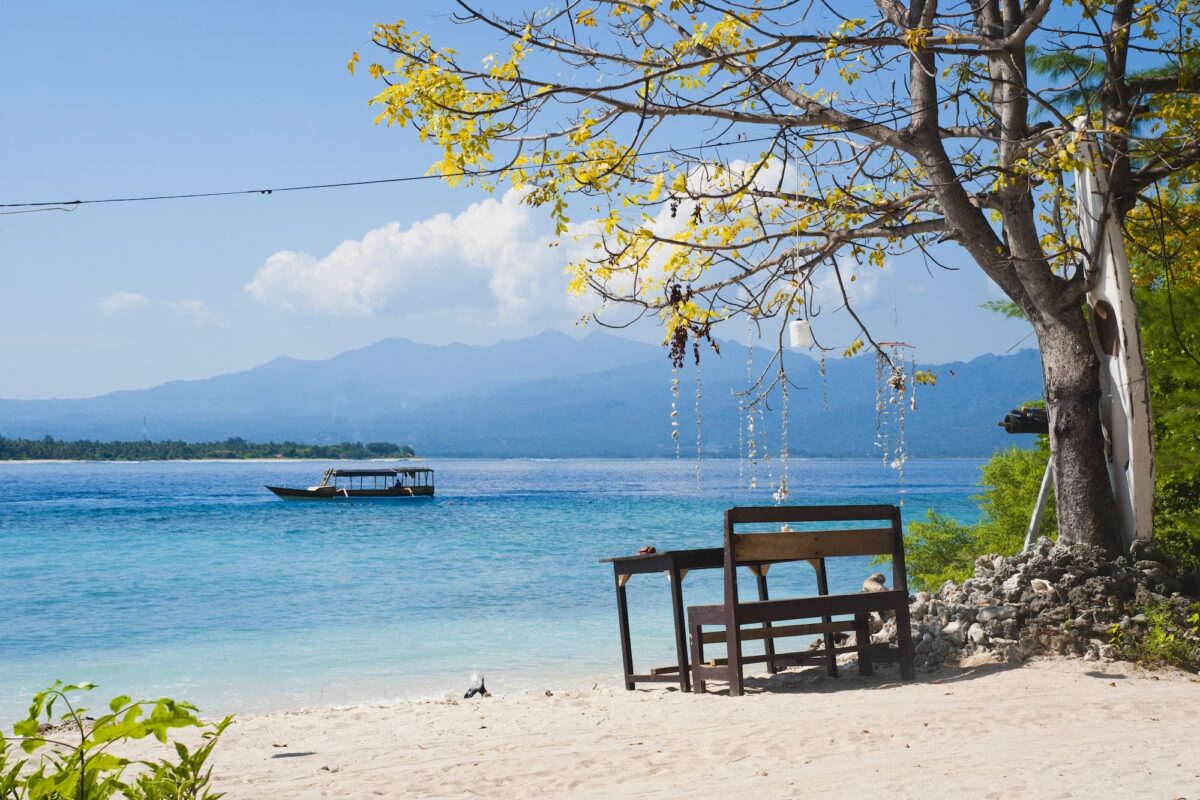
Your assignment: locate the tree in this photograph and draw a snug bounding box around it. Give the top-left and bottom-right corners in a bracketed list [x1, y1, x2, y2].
[355, 0, 1200, 554]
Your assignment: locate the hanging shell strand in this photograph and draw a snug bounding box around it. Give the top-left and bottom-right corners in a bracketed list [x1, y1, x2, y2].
[670, 368, 681, 459]
[773, 367, 790, 504]
[694, 358, 702, 489]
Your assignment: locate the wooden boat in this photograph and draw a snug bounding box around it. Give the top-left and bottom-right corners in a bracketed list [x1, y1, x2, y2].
[266, 467, 434, 500]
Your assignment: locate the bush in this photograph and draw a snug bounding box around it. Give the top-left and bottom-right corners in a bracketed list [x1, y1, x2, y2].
[1139, 282, 1200, 573]
[1109, 600, 1200, 670]
[0, 681, 230, 800]
[905, 440, 1055, 591]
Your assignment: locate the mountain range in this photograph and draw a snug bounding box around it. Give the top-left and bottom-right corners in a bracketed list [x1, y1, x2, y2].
[0, 331, 1046, 457]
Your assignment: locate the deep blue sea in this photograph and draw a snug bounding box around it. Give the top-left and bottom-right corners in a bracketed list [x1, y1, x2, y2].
[0, 458, 981, 720]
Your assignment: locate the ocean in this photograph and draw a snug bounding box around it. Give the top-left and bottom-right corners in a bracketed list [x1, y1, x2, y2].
[0, 458, 982, 719]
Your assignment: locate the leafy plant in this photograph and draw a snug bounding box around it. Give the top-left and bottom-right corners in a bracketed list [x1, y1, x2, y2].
[1138, 281, 1200, 573]
[0, 681, 230, 800]
[905, 441, 1056, 591]
[1108, 601, 1200, 670]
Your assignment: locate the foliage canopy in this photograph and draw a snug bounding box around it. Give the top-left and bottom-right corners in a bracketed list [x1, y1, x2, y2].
[356, 0, 1200, 550]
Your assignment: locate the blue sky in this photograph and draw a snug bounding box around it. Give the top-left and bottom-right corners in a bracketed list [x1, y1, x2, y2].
[0, 2, 1032, 400]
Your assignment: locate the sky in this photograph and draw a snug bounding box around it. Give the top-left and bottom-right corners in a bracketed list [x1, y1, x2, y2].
[0, 2, 1032, 400]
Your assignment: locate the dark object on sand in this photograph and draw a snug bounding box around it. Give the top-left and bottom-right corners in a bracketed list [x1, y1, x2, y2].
[464, 672, 489, 699]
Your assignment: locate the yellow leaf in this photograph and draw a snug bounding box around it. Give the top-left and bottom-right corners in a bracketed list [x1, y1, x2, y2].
[347, 51, 360, 75]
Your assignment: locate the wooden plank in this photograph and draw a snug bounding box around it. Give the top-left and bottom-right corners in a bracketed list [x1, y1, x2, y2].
[627, 673, 684, 683]
[704, 644, 861, 668]
[726, 504, 897, 525]
[699, 620, 855, 645]
[736, 590, 908, 624]
[732, 528, 896, 563]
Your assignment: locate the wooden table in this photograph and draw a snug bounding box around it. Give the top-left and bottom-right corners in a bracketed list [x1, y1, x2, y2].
[599, 547, 774, 691]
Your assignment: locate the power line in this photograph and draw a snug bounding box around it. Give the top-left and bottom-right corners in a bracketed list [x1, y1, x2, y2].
[0, 134, 782, 212]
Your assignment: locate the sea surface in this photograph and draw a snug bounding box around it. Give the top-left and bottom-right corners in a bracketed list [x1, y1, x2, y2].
[0, 458, 982, 720]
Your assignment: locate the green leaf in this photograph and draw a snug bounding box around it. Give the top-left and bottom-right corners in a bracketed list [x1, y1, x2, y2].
[59, 682, 97, 693]
[978, 299, 1025, 319]
[109, 694, 131, 713]
[12, 717, 40, 738]
[20, 737, 46, 755]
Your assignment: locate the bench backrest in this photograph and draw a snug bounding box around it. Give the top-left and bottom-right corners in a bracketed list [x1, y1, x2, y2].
[724, 504, 908, 599]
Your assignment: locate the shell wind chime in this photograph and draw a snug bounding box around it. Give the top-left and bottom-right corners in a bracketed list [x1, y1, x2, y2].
[874, 341, 920, 504]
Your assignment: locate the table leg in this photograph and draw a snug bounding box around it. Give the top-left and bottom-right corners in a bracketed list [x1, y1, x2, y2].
[668, 565, 690, 692]
[614, 570, 635, 690]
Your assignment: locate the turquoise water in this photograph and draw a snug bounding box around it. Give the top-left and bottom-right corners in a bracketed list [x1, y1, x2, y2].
[0, 458, 981, 719]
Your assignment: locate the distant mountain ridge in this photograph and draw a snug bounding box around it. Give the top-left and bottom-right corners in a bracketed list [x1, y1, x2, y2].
[0, 331, 1046, 457]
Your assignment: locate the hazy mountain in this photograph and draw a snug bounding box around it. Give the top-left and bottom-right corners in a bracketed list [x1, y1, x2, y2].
[0, 332, 1045, 457]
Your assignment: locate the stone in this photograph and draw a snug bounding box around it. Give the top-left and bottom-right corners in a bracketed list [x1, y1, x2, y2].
[976, 605, 1016, 623]
[1141, 566, 1182, 593]
[992, 638, 1021, 663]
[941, 620, 967, 646]
[892, 540, 1197, 670]
[1000, 573, 1026, 600]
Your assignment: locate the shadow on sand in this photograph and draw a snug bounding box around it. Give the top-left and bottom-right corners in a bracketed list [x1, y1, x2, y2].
[672, 658, 1028, 697]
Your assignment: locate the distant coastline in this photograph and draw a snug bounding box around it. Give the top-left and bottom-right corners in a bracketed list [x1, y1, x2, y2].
[0, 436, 416, 462]
[1, 458, 422, 464]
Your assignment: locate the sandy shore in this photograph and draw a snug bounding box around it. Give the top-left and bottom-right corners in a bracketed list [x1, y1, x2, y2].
[132, 658, 1199, 799]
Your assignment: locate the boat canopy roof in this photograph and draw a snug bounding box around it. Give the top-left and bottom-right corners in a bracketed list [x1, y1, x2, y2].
[324, 467, 434, 477]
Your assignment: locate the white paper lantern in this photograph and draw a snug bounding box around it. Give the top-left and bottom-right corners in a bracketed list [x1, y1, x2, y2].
[789, 319, 813, 349]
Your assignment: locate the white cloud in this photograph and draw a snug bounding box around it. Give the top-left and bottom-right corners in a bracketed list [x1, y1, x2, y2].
[98, 291, 150, 315]
[244, 189, 589, 327]
[168, 299, 229, 328]
[809, 254, 884, 312]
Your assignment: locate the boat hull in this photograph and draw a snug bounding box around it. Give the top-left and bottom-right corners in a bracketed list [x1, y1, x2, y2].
[266, 485, 434, 501]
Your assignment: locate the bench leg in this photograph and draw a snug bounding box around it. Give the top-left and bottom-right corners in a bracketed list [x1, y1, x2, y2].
[755, 572, 778, 674]
[688, 617, 707, 694]
[822, 619, 839, 678]
[725, 625, 744, 697]
[814, 559, 837, 677]
[854, 613, 873, 676]
[895, 599, 916, 681]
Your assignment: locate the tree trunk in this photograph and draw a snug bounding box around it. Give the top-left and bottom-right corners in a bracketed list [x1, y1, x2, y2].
[1034, 306, 1124, 556]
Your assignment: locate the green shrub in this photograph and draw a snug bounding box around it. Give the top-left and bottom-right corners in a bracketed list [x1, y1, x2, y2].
[0, 681, 230, 800]
[905, 440, 1056, 591]
[1139, 282, 1200, 572]
[1108, 600, 1200, 670]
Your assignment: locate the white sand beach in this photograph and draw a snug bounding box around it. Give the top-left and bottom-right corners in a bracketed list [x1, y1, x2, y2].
[148, 658, 1199, 799]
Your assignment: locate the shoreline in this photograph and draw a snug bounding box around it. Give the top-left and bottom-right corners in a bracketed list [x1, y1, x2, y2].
[119, 658, 1200, 799]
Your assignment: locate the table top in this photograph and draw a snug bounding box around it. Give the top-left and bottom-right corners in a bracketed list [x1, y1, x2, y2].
[599, 546, 725, 574]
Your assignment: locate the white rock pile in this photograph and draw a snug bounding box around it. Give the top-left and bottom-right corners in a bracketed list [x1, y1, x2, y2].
[873, 537, 1196, 669]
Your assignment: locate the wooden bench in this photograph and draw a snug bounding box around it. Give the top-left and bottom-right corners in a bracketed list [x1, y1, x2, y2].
[687, 504, 916, 696]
